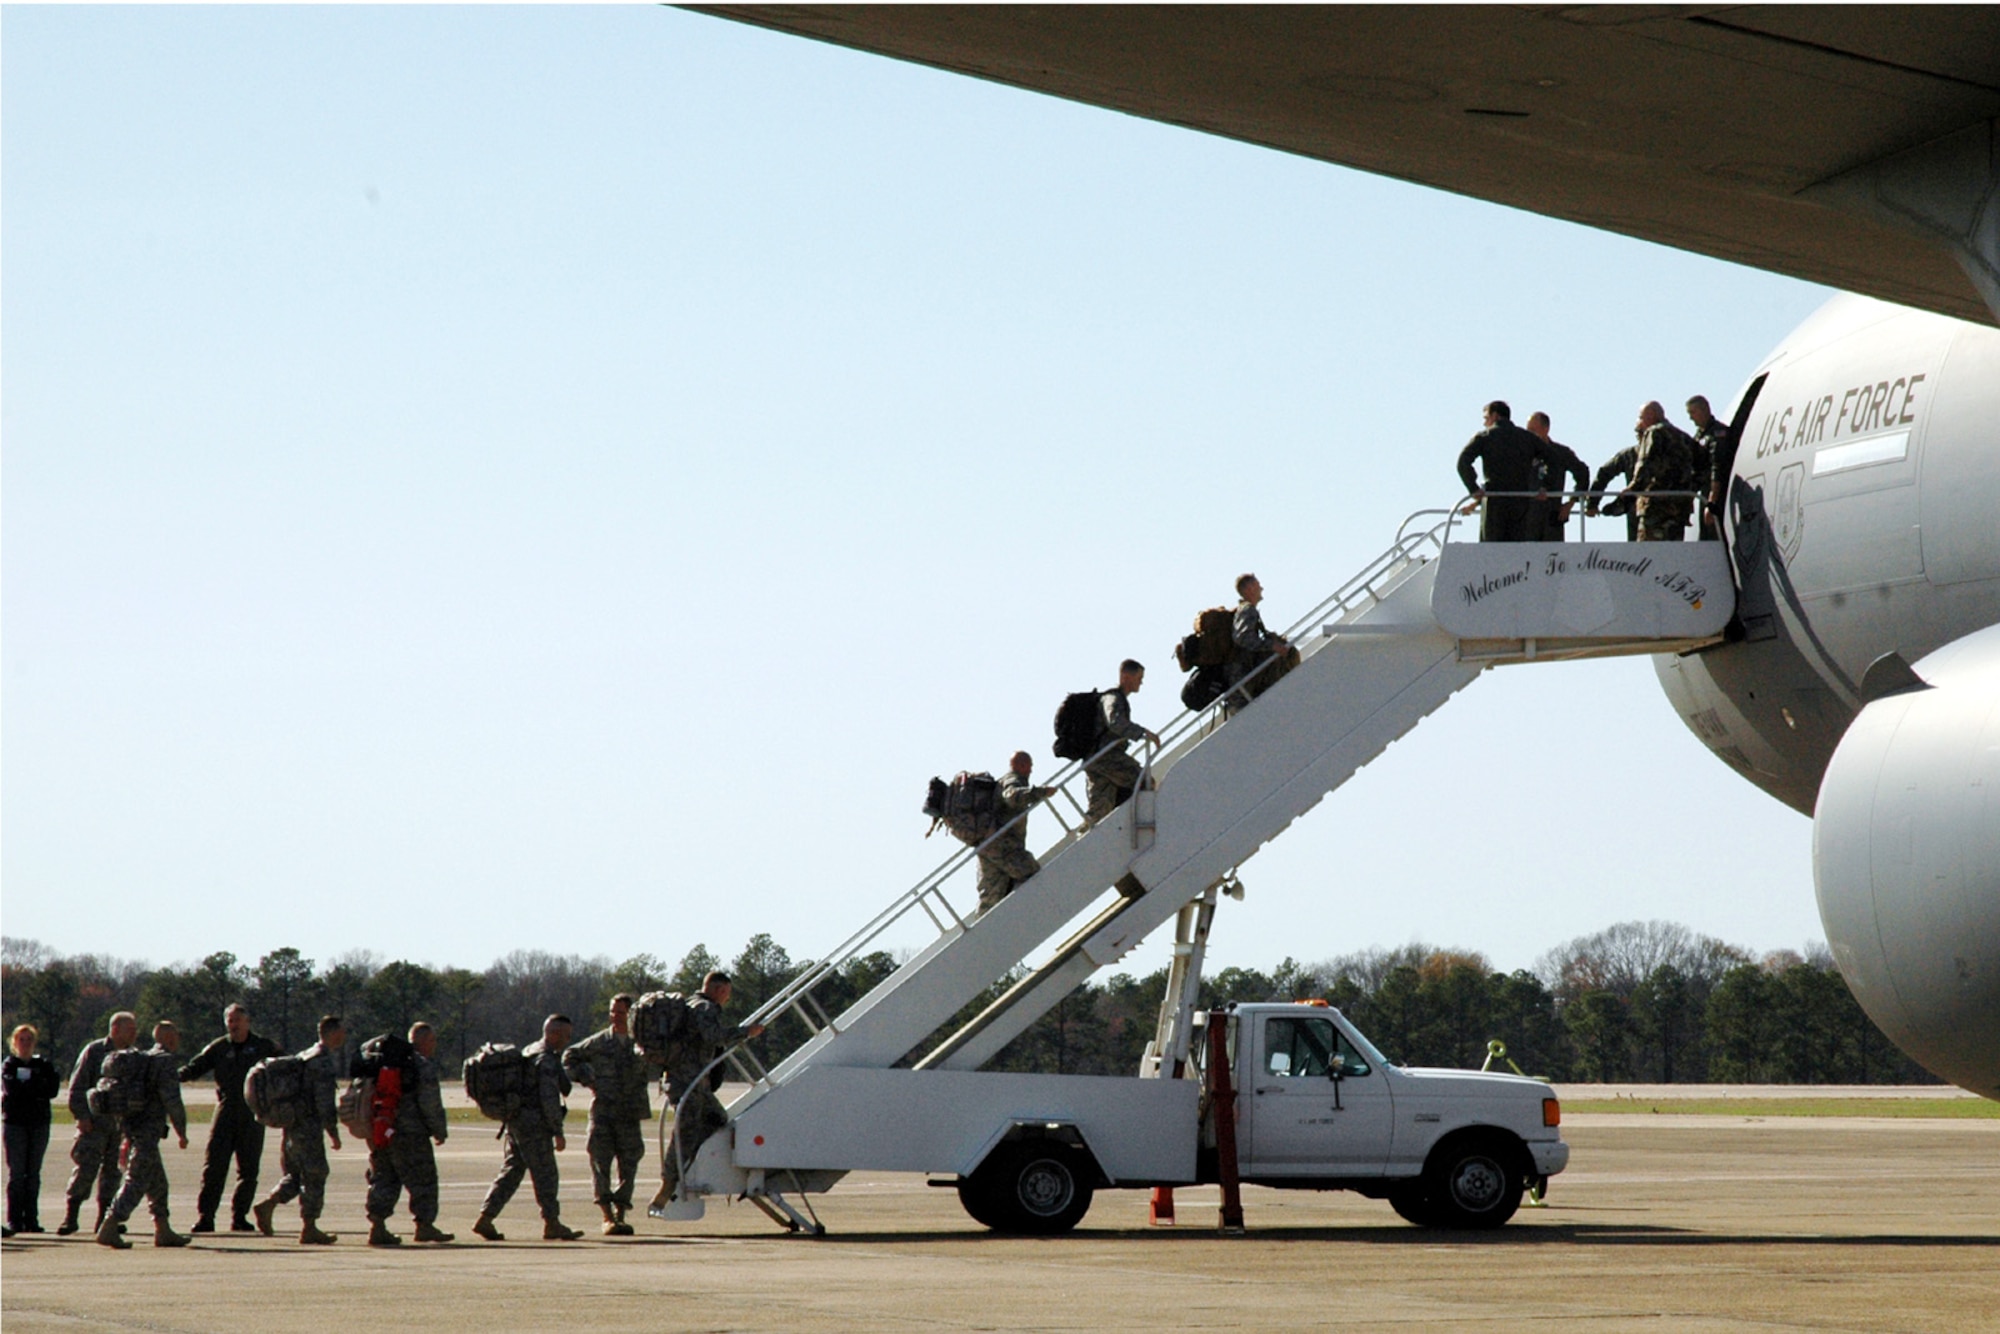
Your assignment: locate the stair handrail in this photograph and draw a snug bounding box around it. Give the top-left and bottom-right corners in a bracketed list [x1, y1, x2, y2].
[1445, 489, 1706, 544]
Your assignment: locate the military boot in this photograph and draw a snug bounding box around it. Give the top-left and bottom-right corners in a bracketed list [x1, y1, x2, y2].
[599, 1202, 632, 1237]
[153, 1221, 192, 1248]
[542, 1218, 584, 1241]
[251, 1198, 277, 1237]
[94, 1214, 131, 1249]
[57, 1201, 81, 1236]
[471, 1214, 504, 1242]
[367, 1220, 403, 1247]
[299, 1221, 337, 1246]
[190, 1213, 216, 1234]
[412, 1221, 454, 1244]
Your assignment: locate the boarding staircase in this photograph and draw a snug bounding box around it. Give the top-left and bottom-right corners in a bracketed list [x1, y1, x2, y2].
[665, 494, 1733, 1221]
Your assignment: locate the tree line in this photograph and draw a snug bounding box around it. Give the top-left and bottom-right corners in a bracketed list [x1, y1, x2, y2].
[0, 919, 1937, 1085]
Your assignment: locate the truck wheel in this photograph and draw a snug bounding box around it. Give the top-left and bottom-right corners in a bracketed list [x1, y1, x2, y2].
[969, 1145, 1094, 1235]
[956, 1177, 1010, 1231]
[1422, 1135, 1524, 1230]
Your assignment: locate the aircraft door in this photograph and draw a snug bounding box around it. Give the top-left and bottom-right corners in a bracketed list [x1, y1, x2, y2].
[1247, 1014, 1392, 1176]
[1918, 326, 2000, 587]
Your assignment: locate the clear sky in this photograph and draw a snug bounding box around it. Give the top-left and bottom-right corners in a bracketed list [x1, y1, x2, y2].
[4, 6, 1837, 981]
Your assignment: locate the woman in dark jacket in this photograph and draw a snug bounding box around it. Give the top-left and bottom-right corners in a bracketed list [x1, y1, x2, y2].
[4, 1023, 63, 1235]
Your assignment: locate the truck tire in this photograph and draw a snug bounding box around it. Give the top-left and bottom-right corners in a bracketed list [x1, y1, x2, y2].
[1420, 1134, 1524, 1230]
[1388, 1184, 1443, 1228]
[966, 1145, 1094, 1235]
[956, 1177, 1010, 1231]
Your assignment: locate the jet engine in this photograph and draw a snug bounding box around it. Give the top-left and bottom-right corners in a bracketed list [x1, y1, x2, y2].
[1813, 624, 2000, 1098]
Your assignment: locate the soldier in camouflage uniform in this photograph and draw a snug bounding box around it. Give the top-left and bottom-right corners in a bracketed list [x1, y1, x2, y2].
[178, 1002, 283, 1232]
[252, 1015, 345, 1245]
[1586, 446, 1642, 540]
[365, 1022, 452, 1246]
[57, 1011, 136, 1236]
[473, 1014, 583, 1242]
[1688, 394, 1738, 538]
[1085, 661, 1159, 825]
[977, 752, 1054, 911]
[1628, 401, 1700, 541]
[1224, 575, 1290, 717]
[95, 1021, 191, 1249]
[562, 994, 652, 1235]
[654, 972, 764, 1207]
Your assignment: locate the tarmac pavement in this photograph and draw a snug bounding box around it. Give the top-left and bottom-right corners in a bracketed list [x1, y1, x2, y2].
[3, 1113, 1995, 1331]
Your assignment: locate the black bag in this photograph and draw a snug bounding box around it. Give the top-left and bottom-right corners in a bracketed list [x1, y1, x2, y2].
[1181, 665, 1229, 711]
[356, 1033, 418, 1079]
[924, 771, 1001, 846]
[1052, 690, 1106, 760]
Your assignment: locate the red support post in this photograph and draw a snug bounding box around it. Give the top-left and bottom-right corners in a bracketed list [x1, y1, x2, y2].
[1207, 1008, 1245, 1233]
[1149, 1186, 1176, 1225]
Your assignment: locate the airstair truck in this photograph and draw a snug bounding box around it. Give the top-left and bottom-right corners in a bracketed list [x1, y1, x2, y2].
[662, 500, 1728, 1235]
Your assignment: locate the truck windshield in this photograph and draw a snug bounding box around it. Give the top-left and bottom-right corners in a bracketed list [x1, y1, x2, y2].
[1333, 1015, 1396, 1071]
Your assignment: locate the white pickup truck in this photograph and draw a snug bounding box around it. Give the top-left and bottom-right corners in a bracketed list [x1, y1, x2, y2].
[711, 1000, 1569, 1234]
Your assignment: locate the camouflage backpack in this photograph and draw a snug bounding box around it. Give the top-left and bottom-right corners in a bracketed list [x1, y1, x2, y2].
[336, 1073, 377, 1142]
[462, 1042, 534, 1121]
[922, 771, 1001, 847]
[631, 992, 695, 1066]
[244, 1054, 310, 1129]
[86, 1047, 154, 1119]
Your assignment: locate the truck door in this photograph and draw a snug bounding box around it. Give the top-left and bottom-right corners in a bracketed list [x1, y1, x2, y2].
[1247, 1013, 1393, 1176]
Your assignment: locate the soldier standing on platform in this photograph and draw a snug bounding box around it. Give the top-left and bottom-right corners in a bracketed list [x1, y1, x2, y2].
[1628, 401, 1700, 541]
[1456, 400, 1558, 542]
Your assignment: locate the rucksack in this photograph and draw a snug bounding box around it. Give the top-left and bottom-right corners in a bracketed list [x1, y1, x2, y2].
[922, 771, 1001, 846]
[632, 992, 695, 1065]
[1052, 690, 1106, 760]
[86, 1047, 153, 1119]
[1181, 664, 1229, 712]
[1193, 607, 1235, 667]
[337, 1074, 377, 1143]
[244, 1053, 310, 1129]
[462, 1042, 534, 1121]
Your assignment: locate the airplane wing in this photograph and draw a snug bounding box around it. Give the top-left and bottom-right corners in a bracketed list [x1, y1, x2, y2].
[692, 6, 2000, 326]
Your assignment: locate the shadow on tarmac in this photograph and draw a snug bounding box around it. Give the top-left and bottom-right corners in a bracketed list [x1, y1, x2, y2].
[808, 1223, 2000, 1248]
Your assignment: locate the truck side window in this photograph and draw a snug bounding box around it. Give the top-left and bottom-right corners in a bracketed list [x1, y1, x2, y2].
[1264, 1017, 1338, 1078]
